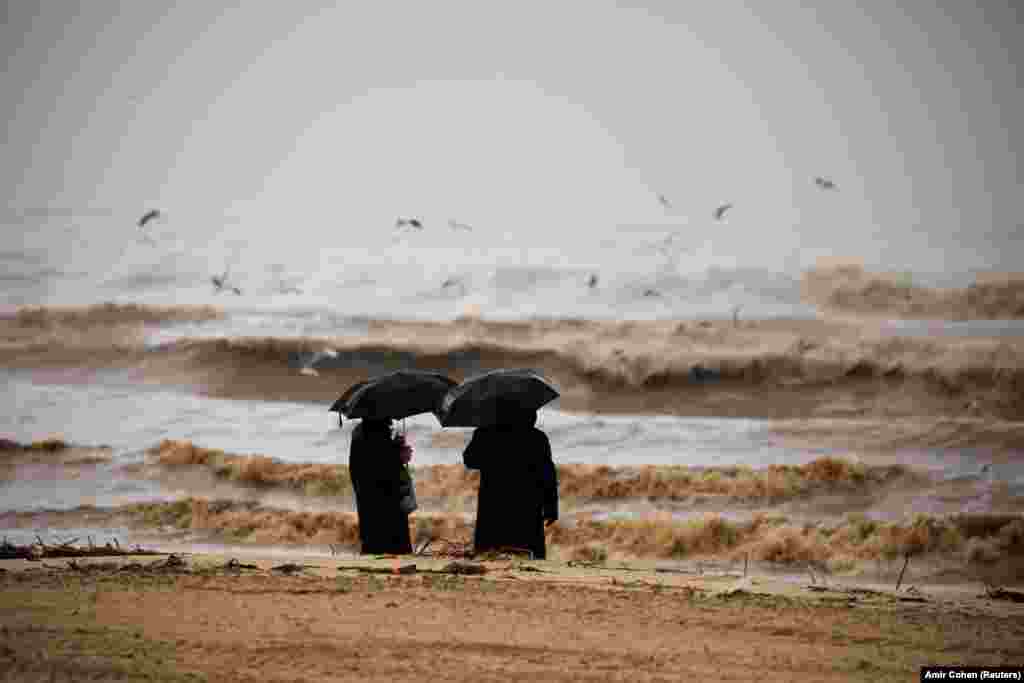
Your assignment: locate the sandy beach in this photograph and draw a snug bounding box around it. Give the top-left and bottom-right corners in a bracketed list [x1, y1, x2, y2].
[3, 551, 1023, 682]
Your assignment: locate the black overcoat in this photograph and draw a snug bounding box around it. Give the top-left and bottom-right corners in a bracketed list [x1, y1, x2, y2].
[349, 421, 413, 555]
[463, 423, 558, 559]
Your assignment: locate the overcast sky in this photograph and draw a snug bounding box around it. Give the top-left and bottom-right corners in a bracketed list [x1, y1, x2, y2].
[2, 1, 1021, 272]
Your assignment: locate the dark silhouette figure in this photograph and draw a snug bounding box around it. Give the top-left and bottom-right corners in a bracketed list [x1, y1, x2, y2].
[349, 419, 413, 555]
[137, 209, 160, 228]
[462, 408, 558, 559]
[713, 203, 733, 220]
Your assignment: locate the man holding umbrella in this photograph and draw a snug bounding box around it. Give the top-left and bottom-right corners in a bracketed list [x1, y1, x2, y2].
[441, 369, 560, 560]
[330, 371, 456, 555]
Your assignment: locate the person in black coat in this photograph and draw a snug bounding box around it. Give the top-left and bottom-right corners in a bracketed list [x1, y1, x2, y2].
[348, 418, 413, 555]
[462, 407, 558, 559]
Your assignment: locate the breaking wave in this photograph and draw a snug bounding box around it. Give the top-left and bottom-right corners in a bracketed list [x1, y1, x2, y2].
[3, 302, 1024, 419]
[803, 264, 1024, 319]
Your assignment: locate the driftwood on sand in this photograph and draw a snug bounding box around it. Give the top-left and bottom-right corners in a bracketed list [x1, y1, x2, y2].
[0, 537, 163, 561]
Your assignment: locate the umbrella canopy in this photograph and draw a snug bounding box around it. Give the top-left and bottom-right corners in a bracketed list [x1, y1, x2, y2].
[328, 371, 457, 423]
[439, 368, 559, 428]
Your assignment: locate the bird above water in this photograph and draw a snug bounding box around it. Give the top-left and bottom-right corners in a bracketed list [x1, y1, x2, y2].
[137, 209, 161, 228]
[298, 348, 339, 377]
[713, 203, 733, 221]
[395, 217, 423, 231]
[211, 269, 242, 295]
[657, 194, 672, 210]
[814, 177, 837, 190]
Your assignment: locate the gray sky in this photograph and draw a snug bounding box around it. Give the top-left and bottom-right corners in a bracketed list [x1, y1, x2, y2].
[2, 1, 1021, 272]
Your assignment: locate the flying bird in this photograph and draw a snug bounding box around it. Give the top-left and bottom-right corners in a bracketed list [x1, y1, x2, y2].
[657, 194, 672, 210]
[713, 203, 733, 221]
[586, 274, 599, 289]
[137, 209, 161, 228]
[298, 348, 339, 377]
[211, 269, 242, 295]
[395, 217, 423, 231]
[814, 177, 837, 190]
[448, 219, 473, 231]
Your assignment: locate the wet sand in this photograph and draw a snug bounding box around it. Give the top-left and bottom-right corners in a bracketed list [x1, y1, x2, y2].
[2, 552, 1022, 682]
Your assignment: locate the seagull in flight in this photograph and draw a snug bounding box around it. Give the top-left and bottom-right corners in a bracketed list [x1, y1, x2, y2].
[211, 269, 242, 295]
[657, 194, 672, 210]
[713, 203, 733, 221]
[814, 177, 837, 190]
[137, 209, 161, 228]
[448, 219, 473, 231]
[298, 348, 339, 377]
[395, 217, 423, 231]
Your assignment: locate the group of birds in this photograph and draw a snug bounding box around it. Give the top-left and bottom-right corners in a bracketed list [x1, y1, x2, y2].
[136, 209, 478, 297]
[135, 209, 251, 295]
[658, 175, 838, 224]
[134, 173, 837, 301]
[620, 175, 840, 297]
[394, 217, 474, 234]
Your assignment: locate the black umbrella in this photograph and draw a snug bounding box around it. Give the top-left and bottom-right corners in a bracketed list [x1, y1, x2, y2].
[328, 371, 457, 424]
[439, 368, 559, 428]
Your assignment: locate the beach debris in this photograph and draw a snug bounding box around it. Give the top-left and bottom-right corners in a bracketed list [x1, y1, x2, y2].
[56, 553, 188, 574]
[713, 577, 757, 598]
[151, 553, 188, 571]
[420, 538, 474, 559]
[271, 563, 319, 575]
[713, 203, 733, 221]
[137, 209, 161, 228]
[222, 558, 260, 572]
[336, 564, 417, 575]
[442, 561, 488, 576]
[984, 586, 1024, 603]
[807, 559, 830, 586]
[1, 537, 162, 561]
[894, 553, 911, 592]
[814, 176, 837, 190]
[653, 567, 698, 576]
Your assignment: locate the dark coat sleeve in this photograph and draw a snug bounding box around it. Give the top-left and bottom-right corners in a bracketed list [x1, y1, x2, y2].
[535, 431, 558, 522]
[462, 428, 493, 471]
